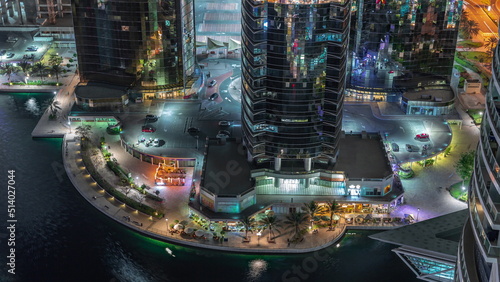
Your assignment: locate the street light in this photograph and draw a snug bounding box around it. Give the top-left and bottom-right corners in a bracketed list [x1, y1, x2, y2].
[417, 208, 420, 222]
[257, 231, 262, 246]
[68, 121, 72, 133]
[165, 218, 169, 232]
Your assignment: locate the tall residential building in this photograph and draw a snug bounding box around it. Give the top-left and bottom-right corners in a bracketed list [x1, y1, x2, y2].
[456, 38, 499, 281]
[241, 0, 351, 171]
[72, 0, 196, 99]
[0, 0, 31, 25]
[348, 0, 462, 99]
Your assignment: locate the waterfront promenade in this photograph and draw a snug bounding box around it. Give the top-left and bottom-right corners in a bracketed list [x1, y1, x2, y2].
[53, 101, 472, 253]
[7, 54, 475, 252]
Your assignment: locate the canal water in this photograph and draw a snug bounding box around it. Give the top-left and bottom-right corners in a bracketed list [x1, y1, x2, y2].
[0, 93, 418, 282]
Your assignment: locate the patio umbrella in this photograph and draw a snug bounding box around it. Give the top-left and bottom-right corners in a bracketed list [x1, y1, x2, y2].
[332, 215, 340, 221]
[173, 224, 184, 231]
[365, 214, 373, 220]
[265, 210, 275, 217]
[321, 216, 331, 221]
[185, 227, 194, 234]
[195, 230, 204, 237]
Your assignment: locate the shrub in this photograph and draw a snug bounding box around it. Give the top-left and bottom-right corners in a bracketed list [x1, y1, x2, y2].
[146, 193, 163, 202]
[81, 146, 162, 218]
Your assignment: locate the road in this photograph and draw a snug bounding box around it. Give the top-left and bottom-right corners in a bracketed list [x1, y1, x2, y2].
[464, 0, 498, 42]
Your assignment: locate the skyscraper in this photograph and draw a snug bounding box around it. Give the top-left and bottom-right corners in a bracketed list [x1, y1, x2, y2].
[348, 0, 462, 98]
[72, 0, 196, 98]
[456, 35, 499, 281]
[241, 0, 351, 171]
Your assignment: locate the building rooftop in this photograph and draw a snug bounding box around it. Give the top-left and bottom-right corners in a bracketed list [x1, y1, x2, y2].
[201, 138, 252, 196]
[75, 83, 127, 99]
[370, 209, 468, 257]
[333, 133, 392, 179]
[403, 86, 454, 102]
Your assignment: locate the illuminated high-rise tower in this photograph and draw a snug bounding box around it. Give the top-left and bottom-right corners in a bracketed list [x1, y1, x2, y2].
[348, 0, 462, 97]
[456, 33, 499, 281]
[241, 0, 351, 171]
[72, 0, 196, 98]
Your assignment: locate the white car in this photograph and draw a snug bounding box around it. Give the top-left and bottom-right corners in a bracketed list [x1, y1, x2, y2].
[153, 138, 160, 147]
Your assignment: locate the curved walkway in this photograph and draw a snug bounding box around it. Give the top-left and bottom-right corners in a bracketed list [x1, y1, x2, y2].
[62, 131, 405, 254]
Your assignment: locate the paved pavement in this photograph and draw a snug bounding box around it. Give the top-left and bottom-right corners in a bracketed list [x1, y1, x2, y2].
[12, 45, 482, 253]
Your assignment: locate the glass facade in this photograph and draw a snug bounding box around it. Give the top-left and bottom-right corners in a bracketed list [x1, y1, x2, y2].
[348, 0, 462, 92]
[72, 0, 195, 92]
[457, 36, 500, 281]
[241, 0, 350, 166]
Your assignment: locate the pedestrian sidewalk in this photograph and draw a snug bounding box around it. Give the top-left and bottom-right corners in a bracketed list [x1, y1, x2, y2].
[63, 128, 411, 253]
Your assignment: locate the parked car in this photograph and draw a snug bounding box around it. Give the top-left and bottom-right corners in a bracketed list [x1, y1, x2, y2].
[145, 114, 158, 121]
[142, 126, 156, 132]
[26, 46, 38, 52]
[217, 130, 230, 138]
[209, 93, 219, 101]
[391, 143, 399, 152]
[153, 138, 160, 147]
[415, 133, 429, 139]
[218, 121, 231, 127]
[187, 127, 199, 133]
[405, 144, 418, 152]
[208, 80, 217, 87]
[5, 53, 14, 58]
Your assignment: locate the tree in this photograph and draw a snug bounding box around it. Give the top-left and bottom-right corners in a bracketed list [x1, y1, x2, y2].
[240, 216, 255, 240]
[455, 150, 475, 185]
[283, 211, 309, 241]
[48, 99, 61, 118]
[50, 65, 64, 83]
[460, 20, 480, 39]
[459, 10, 469, 27]
[0, 63, 20, 83]
[32, 62, 47, 81]
[325, 200, 339, 230]
[18, 61, 31, 78]
[75, 125, 92, 140]
[48, 54, 63, 67]
[302, 200, 324, 228]
[484, 37, 498, 57]
[259, 214, 281, 241]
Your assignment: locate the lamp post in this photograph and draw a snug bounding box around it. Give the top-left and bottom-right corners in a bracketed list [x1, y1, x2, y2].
[417, 208, 420, 222]
[165, 218, 169, 232]
[257, 231, 261, 246]
[68, 121, 72, 133]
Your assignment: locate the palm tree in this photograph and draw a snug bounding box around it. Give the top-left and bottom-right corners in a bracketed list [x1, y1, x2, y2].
[50, 65, 64, 83]
[0, 63, 19, 83]
[484, 37, 498, 56]
[283, 211, 309, 241]
[459, 10, 469, 27]
[259, 214, 281, 241]
[460, 19, 480, 39]
[75, 125, 92, 140]
[325, 200, 339, 230]
[240, 216, 255, 240]
[32, 62, 47, 81]
[18, 61, 31, 78]
[302, 200, 324, 229]
[48, 99, 61, 118]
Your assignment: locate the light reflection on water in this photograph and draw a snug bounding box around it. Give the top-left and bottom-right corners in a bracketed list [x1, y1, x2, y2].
[247, 259, 268, 281]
